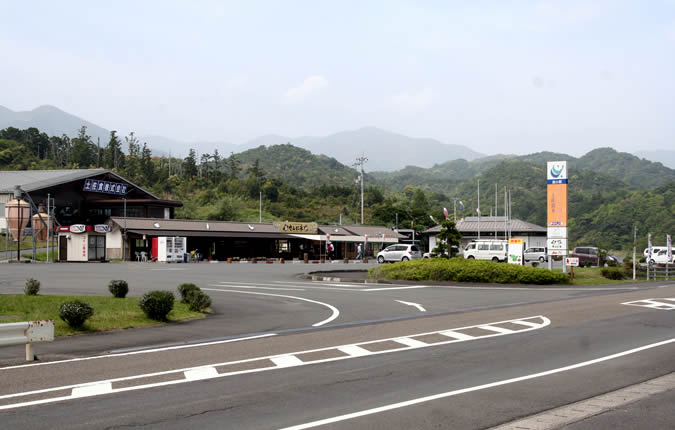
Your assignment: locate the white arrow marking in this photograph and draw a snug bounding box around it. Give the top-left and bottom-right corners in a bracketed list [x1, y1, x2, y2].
[395, 300, 426, 312]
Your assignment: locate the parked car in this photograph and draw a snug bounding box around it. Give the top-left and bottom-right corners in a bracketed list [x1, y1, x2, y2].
[570, 246, 599, 267]
[523, 247, 547, 263]
[377, 244, 422, 263]
[649, 249, 674, 265]
[643, 247, 666, 258]
[463, 240, 508, 262]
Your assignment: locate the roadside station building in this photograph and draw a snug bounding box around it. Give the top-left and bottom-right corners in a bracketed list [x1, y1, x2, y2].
[105, 218, 402, 262]
[424, 216, 547, 252]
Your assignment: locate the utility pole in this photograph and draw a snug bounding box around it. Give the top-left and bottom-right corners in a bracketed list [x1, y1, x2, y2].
[354, 156, 368, 225]
[633, 225, 637, 280]
[477, 179, 480, 240]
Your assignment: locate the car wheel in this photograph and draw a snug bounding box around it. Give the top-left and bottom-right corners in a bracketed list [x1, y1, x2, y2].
[402, 256, 409, 261]
[649, 259, 655, 265]
[539, 256, 545, 262]
[377, 256, 385, 264]
[492, 257, 499, 262]
[467, 256, 475, 259]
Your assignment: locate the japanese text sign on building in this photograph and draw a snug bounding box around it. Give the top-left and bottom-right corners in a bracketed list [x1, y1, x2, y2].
[273, 222, 318, 234]
[83, 179, 128, 195]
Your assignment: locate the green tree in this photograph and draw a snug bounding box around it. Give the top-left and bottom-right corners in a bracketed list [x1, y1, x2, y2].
[104, 130, 124, 169]
[227, 152, 241, 179]
[70, 126, 94, 167]
[183, 148, 198, 179]
[432, 219, 462, 257]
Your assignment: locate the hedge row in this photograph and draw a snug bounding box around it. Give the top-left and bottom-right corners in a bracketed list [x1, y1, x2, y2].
[368, 258, 570, 285]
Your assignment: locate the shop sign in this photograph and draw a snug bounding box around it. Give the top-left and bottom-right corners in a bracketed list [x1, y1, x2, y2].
[565, 257, 579, 267]
[273, 222, 318, 234]
[83, 179, 128, 195]
[58, 226, 70, 232]
[70, 224, 86, 234]
[94, 224, 111, 233]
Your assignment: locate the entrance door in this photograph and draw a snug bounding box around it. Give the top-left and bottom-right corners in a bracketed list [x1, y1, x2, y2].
[88, 235, 106, 261]
[59, 236, 67, 261]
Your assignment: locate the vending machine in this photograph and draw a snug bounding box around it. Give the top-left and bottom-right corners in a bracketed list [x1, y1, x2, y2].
[152, 236, 187, 262]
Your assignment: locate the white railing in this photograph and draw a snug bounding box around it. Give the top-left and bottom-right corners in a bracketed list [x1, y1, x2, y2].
[0, 320, 54, 361]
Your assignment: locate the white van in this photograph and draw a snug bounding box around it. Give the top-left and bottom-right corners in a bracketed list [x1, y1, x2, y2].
[464, 240, 508, 262]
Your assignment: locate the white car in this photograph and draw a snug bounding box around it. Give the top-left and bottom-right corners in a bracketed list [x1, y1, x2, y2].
[649, 249, 674, 265]
[377, 244, 422, 263]
[463, 240, 508, 262]
[523, 247, 547, 263]
[643, 247, 666, 258]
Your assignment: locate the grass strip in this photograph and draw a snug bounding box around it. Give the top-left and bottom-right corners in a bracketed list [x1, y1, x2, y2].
[0, 295, 206, 337]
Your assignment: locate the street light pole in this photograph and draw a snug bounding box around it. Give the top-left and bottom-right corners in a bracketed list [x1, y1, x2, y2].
[633, 225, 637, 280]
[123, 197, 127, 262]
[354, 156, 368, 224]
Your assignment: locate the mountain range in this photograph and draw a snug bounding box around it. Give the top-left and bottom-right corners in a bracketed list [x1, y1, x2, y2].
[1, 104, 673, 171]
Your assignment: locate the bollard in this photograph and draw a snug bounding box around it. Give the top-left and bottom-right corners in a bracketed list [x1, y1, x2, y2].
[227, 257, 232, 264]
[344, 258, 349, 264]
[251, 257, 257, 264]
[363, 257, 368, 263]
[304, 253, 309, 264]
[280, 258, 285, 264]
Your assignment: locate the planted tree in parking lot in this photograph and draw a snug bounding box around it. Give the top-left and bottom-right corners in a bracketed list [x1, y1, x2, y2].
[432, 219, 462, 257]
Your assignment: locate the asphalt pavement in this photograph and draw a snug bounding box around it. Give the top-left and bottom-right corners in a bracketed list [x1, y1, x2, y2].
[1, 262, 674, 429]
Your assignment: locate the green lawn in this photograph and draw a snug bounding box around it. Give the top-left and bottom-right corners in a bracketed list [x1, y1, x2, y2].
[0, 295, 206, 336]
[559, 266, 647, 285]
[0, 235, 51, 252]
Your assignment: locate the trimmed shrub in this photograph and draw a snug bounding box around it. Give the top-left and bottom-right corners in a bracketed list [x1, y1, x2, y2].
[601, 267, 624, 280]
[368, 258, 570, 285]
[59, 300, 94, 327]
[108, 280, 129, 298]
[139, 291, 174, 320]
[177, 283, 200, 303]
[188, 290, 212, 312]
[24, 278, 41, 295]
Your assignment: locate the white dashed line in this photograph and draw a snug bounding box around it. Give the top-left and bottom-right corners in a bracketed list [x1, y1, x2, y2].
[184, 367, 219, 381]
[439, 330, 474, 341]
[271, 355, 304, 367]
[393, 337, 428, 348]
[338, 345, 372, 357]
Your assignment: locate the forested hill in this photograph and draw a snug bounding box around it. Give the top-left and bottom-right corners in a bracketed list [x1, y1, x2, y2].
[234, 144, 359, 188]
[373, 148, 675, 192]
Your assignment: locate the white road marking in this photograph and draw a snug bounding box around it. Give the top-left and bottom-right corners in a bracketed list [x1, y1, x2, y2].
[208, 284, 306, 291]
[279, 337, 675, 430]
[393, 337, 428, 348]
[439, 330, 474, 341]
[395, 300, 427, 312]
[149, 268, 186, 271]
[338, 345, 371, 357]
[509, 319, 542, 328]
[271, 355, 304, 367]
[0, 316, 549, 411]
[0, 333, 276, 371]
[184, 367, 218, 381]
[202, 288, 340, 327]
[477, 325, 514, 334]
[71, 382, 112, 397]
[621, 298, 675, 310]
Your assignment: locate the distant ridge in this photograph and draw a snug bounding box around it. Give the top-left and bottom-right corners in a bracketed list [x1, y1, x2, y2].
[0, 104, 111, 144]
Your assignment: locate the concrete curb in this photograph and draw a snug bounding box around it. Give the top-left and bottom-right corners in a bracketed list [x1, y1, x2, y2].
[301, 270, 392, 284]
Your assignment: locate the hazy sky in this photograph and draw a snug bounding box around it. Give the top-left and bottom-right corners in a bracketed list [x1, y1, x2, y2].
[1, 0, 674, 155]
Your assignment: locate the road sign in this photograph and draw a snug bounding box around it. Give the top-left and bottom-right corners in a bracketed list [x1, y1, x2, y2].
[547, 238, 568, 255]
[565, 257, 579, 267]
[547, 227, 568, 238]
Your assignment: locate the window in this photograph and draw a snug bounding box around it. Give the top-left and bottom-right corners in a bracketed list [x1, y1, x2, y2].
[478, 244, 490, 251]
[490, 244, 503, 251]
[411, 245, 419, 252]
[466, 244, 476, 250]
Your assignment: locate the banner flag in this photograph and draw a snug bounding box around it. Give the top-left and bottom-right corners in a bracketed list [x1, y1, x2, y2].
[443, 207, 449, 220]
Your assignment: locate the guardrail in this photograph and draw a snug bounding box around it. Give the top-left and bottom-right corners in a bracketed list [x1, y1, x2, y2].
[0, 320, 54, 361]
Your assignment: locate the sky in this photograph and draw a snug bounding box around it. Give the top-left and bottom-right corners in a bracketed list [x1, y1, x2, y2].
[1, 0, 674, 155]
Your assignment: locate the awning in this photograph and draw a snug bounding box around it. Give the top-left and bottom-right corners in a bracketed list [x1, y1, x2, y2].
[289, 234, 398, 243]
[126, 229, 296, 239]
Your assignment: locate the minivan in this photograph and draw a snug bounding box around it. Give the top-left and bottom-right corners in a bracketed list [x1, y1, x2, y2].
[377, 244, 422, 263]
[464, 240, 508, 262]
[524, 247, 547, 263]
[571, 246, 599, 267]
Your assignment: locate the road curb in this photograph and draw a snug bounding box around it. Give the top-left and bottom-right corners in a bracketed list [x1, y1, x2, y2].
[301, 270, 391, 284]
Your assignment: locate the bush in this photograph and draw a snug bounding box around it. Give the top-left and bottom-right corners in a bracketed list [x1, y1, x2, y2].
[108, 280, 129, 298]
[188, 290, 212, 312]
[139, 291, 175, 320]
[177, 283, 200, 303]
[24, 278, 41, 295]
[368, 258, 569, 285]
[601, 267, 624, 280]
[59, 300, 94, 327]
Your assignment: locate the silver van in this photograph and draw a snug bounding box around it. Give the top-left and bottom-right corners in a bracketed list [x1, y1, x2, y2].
[524, 247, 547, 263]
